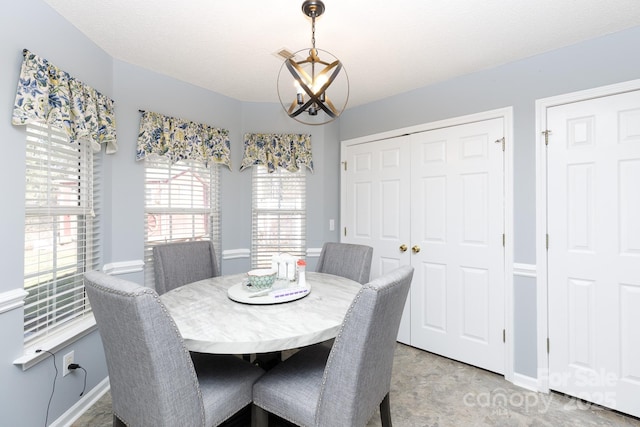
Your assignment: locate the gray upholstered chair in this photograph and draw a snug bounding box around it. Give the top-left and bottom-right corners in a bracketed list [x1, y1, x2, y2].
[252, 265, 414, 427]
[153, 240, 221, 295]
[315, 242, 373, 284]
[84, 270, 264, 427]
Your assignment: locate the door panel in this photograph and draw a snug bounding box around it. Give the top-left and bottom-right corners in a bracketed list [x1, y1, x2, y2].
[343, 118, 505, 373]
[410, 119, 505, 374]
[460, 266, 490, 342]
[344, 137, 412, 342]
[547, 89, 640, 417]
[423, 176, 446, 242]
[423, 262, 447, 332]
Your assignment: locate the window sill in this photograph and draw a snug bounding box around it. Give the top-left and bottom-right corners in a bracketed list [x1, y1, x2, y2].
[13, 315, 97, 370]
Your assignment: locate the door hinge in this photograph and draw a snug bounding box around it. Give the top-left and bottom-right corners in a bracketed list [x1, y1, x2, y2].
[502, 329, 506, 343]
[342, 161, 347, 171]
[542, 130, 552, 146]
[546, 234, 549, 250]
[343, 227, 347, 237]
[502, 233, 505, 247]
[495, 137, 505, 151]
[547, 338, 550, 354]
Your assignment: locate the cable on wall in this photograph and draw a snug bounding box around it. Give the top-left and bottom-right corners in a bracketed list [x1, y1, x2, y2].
[68, 363, 88, 396]
[35, 349, 57, 427]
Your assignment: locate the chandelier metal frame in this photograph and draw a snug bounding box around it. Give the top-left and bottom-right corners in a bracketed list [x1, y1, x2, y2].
[278, 0, 349, 125]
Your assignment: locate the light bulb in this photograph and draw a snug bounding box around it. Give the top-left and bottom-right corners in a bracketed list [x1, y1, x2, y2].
[294, 81, 304, 104]
[312, 75, 328, 94]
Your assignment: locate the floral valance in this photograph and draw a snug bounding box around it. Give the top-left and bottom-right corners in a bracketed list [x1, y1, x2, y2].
[136, 111, 231, 169]
[12, 49, 117, 154]
[240, 133, 313, 173]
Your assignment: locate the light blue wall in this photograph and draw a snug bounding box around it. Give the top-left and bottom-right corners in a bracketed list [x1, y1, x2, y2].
[0, 1, 113, 425]
[339, 26, 640, 376]
[239, 102, 341, 273]
[108, 65, 341, 278]
[340, 25, 640, 264]
[0, 2, 340, 424]
[108, 59, 244, 279]
[2, 0, 640, 424]
[513, 275, 537, 376]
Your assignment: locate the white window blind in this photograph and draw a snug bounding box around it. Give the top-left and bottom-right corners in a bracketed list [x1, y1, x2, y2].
[251, 165, 306, 268]
[144, 158, 221, 286]
[23, 123, 100, 346]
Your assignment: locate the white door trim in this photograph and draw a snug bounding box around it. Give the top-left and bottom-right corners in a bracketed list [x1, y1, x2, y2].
[535, 78, 640, 392]
[341, 106, 514, 382]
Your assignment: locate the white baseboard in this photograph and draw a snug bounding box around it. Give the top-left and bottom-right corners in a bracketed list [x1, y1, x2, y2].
[102, 260, 144, 275]
[222, 248, 250, 259]
[0, 288, 28, 314]
[51, 376, 110, 427]
[513, 263, 536, 278]
[512, 372, 539, 392]
[306, 247, 322, 258]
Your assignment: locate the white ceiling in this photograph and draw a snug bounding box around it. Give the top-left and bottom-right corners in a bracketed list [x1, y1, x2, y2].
[43, 0, 640, 109]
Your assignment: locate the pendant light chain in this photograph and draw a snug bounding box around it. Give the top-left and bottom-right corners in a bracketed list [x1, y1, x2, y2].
[311, 13, 316, 50]
[310, 12, 317, 81]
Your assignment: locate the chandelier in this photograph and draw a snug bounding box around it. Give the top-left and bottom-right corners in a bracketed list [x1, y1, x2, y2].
[277, 0, 349, 125]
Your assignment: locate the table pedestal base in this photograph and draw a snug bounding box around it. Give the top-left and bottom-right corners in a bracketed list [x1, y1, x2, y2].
[253, 351, 281, 371]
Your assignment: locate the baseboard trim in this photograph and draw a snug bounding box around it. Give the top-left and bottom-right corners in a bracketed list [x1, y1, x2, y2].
[222, 248, 250, 260]
[102, 260, 144, 275]
[512, 372, 539, 392]
[306, 247, 322, 258]
[513, 263, 536, 278]
[51, 376, 110, 427]
[0, 288, 28, 315]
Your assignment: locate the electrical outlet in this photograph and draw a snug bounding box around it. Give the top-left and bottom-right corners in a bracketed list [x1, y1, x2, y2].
[63, 351, 74, 376]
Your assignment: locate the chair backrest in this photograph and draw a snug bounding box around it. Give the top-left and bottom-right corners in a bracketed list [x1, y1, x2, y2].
[315, 265, 413, 427]
[153, 240, 221, 295]
[84, 271, 206, 427]
[315, 242, 373, 284]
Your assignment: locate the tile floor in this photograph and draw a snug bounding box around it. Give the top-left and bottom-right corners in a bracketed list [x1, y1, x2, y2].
[72, 344, 640, 426]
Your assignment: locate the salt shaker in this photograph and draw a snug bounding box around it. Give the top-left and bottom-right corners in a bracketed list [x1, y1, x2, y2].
[297, 259, 306, 286]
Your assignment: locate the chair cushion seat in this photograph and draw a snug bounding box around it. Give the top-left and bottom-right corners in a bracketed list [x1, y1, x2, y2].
[192, 353, 265, 426]
[253, 345, 331, 427]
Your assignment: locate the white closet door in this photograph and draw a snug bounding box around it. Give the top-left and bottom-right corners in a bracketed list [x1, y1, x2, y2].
[343, 136, 412, 342]
[409, 118, 505, 374]
[547, 89, 640, 417]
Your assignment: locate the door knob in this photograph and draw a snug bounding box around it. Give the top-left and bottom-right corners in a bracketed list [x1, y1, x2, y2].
[412, 245, 421, 254]
[399, 244, 407, 252]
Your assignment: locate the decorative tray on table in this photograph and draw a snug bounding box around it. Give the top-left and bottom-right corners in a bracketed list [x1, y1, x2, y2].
[227, 281, 311, 305]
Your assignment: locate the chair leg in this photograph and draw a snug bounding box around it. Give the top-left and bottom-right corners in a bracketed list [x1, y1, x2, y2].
[380, 393, 392, 427]
[252, 404, 269, 427]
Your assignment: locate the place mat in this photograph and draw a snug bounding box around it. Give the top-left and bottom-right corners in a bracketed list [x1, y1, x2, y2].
[227, 282, 311, 305]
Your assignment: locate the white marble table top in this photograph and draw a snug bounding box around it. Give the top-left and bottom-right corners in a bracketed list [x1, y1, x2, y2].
[160, 272, 361, 354]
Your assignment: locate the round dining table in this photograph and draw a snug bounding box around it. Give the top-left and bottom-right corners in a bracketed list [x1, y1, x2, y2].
[160, 272, 361, 354]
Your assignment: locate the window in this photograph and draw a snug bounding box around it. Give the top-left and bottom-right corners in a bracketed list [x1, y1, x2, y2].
[144, 157, 221, 286]
[251, 165, 306, 268]
[23, 123, 100, 346]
